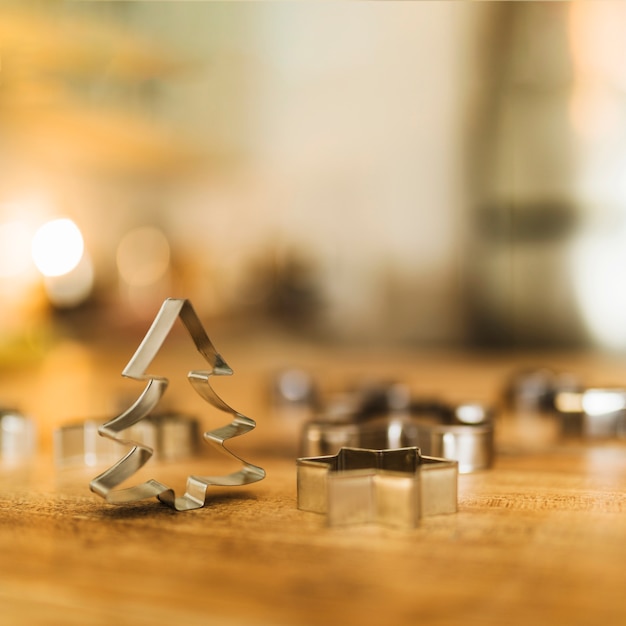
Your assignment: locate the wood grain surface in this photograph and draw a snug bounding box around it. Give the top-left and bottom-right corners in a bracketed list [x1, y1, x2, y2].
[1, 336, 626, 625]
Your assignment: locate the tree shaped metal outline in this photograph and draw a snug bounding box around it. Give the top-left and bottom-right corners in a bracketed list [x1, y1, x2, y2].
[90, 298, 265, 511]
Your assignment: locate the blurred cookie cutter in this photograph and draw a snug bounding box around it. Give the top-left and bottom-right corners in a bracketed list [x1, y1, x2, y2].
[301, 400, 494, 473]
[0, 409, 36, 464]
[55, 413, 199, 467]
[89, 298, 265, 511]
[555, 388, 626, 438]
[297, 446, 457, 528]
[504, 367, 580, 412]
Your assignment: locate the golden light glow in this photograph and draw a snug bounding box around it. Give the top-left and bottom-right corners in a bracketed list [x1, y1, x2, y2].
[554, 391, 583, 414]
[582, 390, 626, 416]
[567, 2, 626, 349]
[31, 218, 84, 277]
[568, 2, 626, 140]
[116, 226, 171, 287]
[570, 239, 626, 349]
[43, 253, 94, 308]
[0, 220, 33, 278]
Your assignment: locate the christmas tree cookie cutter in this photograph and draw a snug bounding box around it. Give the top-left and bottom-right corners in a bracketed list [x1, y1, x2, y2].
[89, 298, 265, 511]
[55, 413, 199, 467]
[297, 446, 457, 529]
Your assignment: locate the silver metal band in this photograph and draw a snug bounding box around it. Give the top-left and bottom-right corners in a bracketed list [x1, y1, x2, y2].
[0, 410, 36, 464]
[555, 388, 626, 438]
[54, 413, 200, 467]
[300, 400, 494, 473]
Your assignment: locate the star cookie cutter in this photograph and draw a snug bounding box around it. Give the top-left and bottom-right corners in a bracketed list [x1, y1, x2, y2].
[89, 298, 265, 510]
[297, 446, 457, 528]
[301, 398, 494, 473]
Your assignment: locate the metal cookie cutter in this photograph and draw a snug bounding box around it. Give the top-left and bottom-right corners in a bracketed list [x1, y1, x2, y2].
[0, 409, 36, 464]
[301, 397, 494, 473]
[297, 446, 457, 529]
[555, 388, 626, 438]
[506, 369, 626, 438]
[505, 367, 581, 412]
[55, 413, 199, 467]
[89, 298, 265, 511]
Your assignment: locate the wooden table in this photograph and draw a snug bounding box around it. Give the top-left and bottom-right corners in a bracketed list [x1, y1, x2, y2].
[1, 333, 626, 625]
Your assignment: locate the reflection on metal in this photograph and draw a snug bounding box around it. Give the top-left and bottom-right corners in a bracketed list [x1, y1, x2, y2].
[55, 413, 199, 467]
[0, 410, 36, 464]
[504, 367, 581, 412]
[507, 368, 626, 439]
[297, 446, 457, 529]
[89, 298, 265, 511]
[555, 388, 626, 438]
[301, 392, 494, 474]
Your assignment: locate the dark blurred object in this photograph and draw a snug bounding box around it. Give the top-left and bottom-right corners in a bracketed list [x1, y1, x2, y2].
[504, 367, 581, 412]
[236, 249, 323, 334]
[477, 200, 578, 244]
[320, 380, 413, 423]
[467, 2, 587, 347]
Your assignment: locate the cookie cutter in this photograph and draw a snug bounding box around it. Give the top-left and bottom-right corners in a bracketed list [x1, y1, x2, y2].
[297, 446, 457, 528]
[301, 398, 494, 473]
[89, 298, 265, 511]
[0, 409, 36, 464]
[504, 367, 581, 412]
[554, 388, 626, 438]
[55, 413, 199, 467]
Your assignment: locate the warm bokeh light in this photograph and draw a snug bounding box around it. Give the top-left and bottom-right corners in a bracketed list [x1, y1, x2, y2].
[568, 2, 626, 141]
[567, 2, 626, 350]
[571, 238, 626, 349]
[0, 220, 33, 278]
[116, 226, 171, 287]
[43, 253, 94, 308]
[582, 390, 626, 416]
[31, 218, 84, 277]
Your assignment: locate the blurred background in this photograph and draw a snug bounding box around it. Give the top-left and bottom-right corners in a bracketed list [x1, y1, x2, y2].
[1, 0, 626, 360]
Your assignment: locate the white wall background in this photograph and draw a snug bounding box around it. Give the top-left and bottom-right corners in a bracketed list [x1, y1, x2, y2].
[124, 2, 477, 342]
